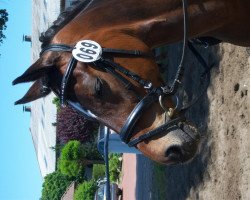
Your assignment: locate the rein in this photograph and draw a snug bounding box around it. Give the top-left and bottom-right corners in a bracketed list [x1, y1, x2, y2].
[40, 0, 210, 147]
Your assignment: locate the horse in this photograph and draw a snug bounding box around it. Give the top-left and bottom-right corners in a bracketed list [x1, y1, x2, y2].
[13, 0, 250, 165]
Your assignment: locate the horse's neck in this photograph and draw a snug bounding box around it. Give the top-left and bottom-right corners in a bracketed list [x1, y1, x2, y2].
[139, 1, 231, 47]
[55, 0, 231, 48]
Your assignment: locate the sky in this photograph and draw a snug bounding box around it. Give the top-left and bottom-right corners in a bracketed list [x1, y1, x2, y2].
[0, 1, 43, 199]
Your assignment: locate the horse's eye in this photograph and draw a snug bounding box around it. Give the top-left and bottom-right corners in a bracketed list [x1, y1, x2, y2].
[94, 77, 103, 98]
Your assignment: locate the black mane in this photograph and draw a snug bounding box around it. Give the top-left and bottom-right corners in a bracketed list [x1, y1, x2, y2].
[40, 0, 92, 48]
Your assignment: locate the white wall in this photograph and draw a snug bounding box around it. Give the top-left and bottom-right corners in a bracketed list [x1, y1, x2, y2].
[30, 0, 61, 178]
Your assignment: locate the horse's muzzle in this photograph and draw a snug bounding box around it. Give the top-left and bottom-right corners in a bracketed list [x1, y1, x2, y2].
[164, 123, 200, 164]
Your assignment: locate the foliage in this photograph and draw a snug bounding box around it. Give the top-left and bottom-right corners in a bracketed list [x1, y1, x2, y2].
[57, 105, 98, 145]
[109, 154, 122, 183]
[74, 180, 97, 200]
[41, 170, 72, 200]
[0, 9, 8, 44]
[92, 154, 122, 182]
[52, 97, 61, 111]
[58, 141, 104, 178]
[59, 140, 85, 178]
[92, 164, 105, 180]
[81, 142, 103, 162]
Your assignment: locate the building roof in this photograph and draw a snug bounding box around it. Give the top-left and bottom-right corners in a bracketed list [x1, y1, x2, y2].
[61, 182, 75, 200]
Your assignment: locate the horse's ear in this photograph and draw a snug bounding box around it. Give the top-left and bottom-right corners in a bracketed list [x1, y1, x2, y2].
[12, 53, 58, 85]
[14, 78, 51, 105]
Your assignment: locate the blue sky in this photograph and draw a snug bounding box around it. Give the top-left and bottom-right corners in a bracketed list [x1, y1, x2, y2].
[0, 1, 43, 199]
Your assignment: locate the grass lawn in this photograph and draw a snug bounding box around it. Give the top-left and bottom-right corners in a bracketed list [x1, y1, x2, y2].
[152, 163, 167, 200]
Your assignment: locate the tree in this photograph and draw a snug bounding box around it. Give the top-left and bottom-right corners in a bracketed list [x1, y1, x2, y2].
[58, 141, 104, 178]
[41, 171, 72, 200]
[0, 9, 8, 44]
[56, 105, 98, 145]
[74, 180, 97, 200]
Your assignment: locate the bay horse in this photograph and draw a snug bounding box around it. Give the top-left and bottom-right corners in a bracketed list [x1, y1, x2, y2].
[13, 0, 250, 165]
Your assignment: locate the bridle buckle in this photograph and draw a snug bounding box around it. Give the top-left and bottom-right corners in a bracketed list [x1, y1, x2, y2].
[167, 108, 175, 118]
[159, 95, 179, 119]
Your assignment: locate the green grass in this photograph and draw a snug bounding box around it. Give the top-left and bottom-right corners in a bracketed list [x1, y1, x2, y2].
[152, 163, 167, 200]
[92, 164, 106, 180]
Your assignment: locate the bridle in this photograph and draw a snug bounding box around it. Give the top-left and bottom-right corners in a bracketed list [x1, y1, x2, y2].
[40, 0, 210, 147]
[40, 44, 186, 146]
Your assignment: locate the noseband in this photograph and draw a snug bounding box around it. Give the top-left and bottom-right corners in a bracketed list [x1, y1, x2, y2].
[40, 0, 209, 147]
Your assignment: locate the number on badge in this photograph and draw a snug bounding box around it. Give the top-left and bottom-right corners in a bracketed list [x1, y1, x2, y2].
[72, 40, 102, 63]
[81, 42, 98, 49]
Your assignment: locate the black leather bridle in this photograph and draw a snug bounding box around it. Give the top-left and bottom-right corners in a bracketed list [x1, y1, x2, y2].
[40, 0, 211, 147]
[40, 43, 186, 146]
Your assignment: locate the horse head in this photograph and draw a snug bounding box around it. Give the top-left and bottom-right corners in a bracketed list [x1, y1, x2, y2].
[13, 0, 206, 165]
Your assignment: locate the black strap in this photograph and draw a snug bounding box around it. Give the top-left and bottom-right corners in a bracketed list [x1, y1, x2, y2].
[120, 93, 158, 143]
[187, 41, 210, 70]
[128, 117, 184, 147]
[161, 0, 189, 95]
[67, 100, 98, 121]
[60, 57, 78, 105]
[51, 82, 98, 121]
[94, 60, 135, 90]
[178, 41, 215, 111]
[190, 37, 221, 47]
[103, 48, 153, 57]
[40, 44, 73, 56]
[99, 58, 155, 91]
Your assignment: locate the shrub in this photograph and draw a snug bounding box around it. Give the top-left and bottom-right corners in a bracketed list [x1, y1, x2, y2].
[109, 154, 122, 183]
[58, 141, 104, 178]
[59, 159, 84, 178]
[56, 106, 98, 145]
[59, 141, 85, 178]
[74, 180, 97, 200]
[41, 171, 71, 200]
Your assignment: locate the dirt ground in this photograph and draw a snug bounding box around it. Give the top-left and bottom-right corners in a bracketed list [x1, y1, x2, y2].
[134, 42, 250, 200]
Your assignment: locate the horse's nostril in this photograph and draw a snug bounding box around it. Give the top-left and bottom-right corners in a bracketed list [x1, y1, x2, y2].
[165, 146, 183, 161]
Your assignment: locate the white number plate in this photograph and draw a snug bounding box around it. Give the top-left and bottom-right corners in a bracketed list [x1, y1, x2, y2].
[72, 40, 102, 63]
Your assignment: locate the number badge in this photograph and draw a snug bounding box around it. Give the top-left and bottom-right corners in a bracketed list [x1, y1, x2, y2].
[72, 40, 102, 63]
